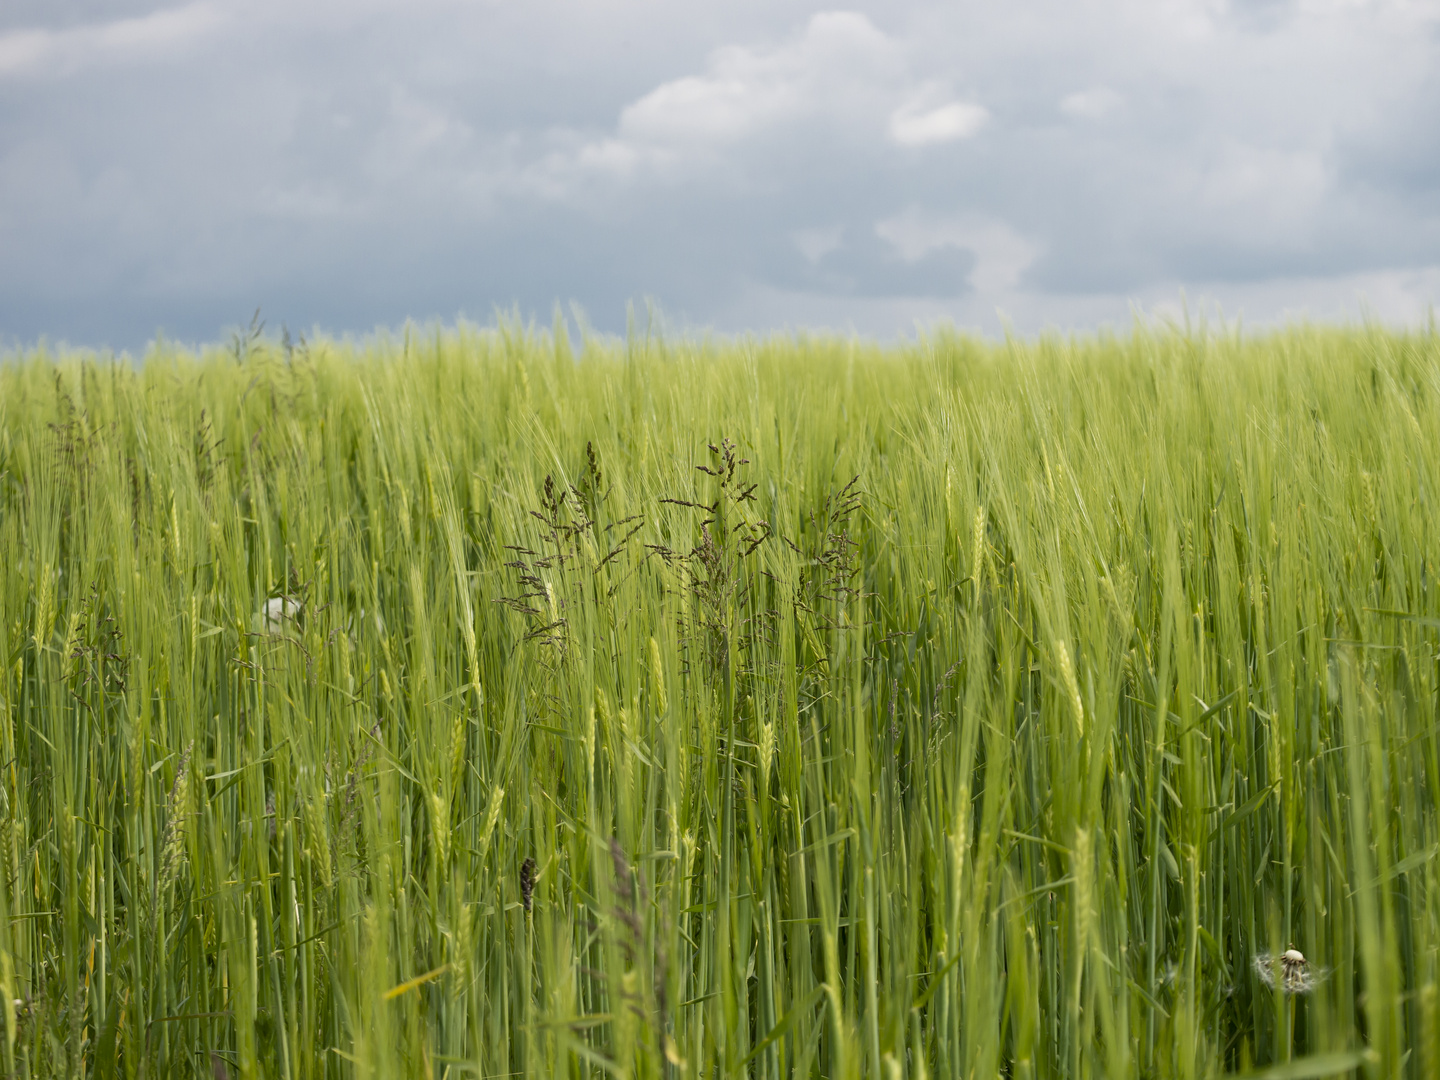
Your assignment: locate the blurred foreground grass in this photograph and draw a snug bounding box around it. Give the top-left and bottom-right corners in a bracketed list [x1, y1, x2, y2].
[0, 321, 1438, 1078]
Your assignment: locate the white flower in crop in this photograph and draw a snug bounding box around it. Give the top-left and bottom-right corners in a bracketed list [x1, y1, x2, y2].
[260, 596, 301, 633]
[1254, 948, 1325, 994]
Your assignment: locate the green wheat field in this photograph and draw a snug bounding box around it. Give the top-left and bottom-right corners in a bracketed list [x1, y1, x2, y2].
[1, 320, 1438, 1079]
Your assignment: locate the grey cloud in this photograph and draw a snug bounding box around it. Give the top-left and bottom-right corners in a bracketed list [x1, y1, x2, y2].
[768, 226, 977, 298]
[1, 0, 1438, 351]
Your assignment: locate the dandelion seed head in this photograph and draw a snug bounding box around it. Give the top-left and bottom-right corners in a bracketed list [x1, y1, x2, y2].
[1254, 948, 1326, 994]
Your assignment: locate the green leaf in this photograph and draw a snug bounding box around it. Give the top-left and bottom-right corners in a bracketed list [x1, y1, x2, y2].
[740, 984, 825, 1068]
[1230, 1050, 1368, 1079]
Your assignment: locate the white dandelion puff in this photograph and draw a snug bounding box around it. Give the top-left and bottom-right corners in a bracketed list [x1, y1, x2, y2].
[1253, 948, 1327, 995]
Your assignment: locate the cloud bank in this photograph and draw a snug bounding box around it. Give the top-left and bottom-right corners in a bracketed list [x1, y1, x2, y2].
[1, 0, 1437, 348]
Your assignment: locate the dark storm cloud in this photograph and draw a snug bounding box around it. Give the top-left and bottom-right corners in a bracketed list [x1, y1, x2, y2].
[1, 0, 1437, 351]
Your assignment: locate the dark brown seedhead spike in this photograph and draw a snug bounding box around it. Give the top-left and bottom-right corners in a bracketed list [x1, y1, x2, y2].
[520, 857, 537, 912]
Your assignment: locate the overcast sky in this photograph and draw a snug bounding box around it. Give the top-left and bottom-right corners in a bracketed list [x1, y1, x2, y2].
[2, 0, 1438, 350]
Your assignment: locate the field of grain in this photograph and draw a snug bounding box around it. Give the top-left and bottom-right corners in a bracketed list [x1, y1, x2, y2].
[0, 322, 1437, 1078]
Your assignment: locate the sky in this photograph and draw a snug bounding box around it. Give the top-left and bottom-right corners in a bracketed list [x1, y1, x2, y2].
[1, 0, 1438, 350]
